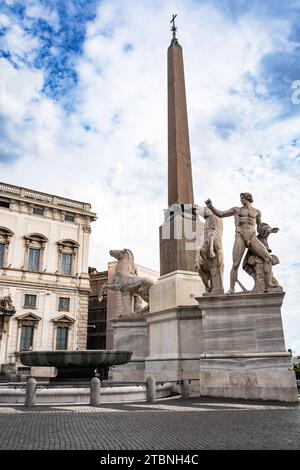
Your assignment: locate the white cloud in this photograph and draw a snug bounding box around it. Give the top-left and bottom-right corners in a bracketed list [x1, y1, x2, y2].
[0, 23, 39, 62]
[25, 0, 60, 31]
[0, 13, 11, 27]
[0, 58, 44, 118]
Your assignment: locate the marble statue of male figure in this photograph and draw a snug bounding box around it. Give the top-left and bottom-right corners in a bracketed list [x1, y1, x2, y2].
[205, 193, 276, 294]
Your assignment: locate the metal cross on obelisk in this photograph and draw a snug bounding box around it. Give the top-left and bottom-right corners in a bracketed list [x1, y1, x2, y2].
[170, 14, 178, 44]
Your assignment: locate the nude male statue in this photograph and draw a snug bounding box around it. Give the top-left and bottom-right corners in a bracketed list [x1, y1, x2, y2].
[205, 193, 275, 294]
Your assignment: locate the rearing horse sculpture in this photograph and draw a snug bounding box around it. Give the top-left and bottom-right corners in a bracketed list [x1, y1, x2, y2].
[98, 249, 154, 315]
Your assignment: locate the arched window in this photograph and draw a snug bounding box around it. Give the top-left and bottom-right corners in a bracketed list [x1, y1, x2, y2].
[0, 227, 14, 268]
[24, 233, 48, 272]
[57, 240, 79, 276]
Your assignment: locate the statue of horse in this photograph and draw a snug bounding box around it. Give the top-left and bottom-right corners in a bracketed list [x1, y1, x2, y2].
[98, 249, 154, 315]
[195, 207, 224, 295]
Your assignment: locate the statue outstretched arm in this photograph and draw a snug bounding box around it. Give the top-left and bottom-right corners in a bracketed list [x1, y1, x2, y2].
[205, 199, 235, 218]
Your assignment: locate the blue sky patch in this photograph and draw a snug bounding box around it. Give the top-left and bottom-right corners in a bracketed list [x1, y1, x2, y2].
[214, 119, 237, 140]
[138, 142, 152, 159]
[0, 0, 99, 102]
[0, 150, 18, 164]
[123, 43, 134, 53]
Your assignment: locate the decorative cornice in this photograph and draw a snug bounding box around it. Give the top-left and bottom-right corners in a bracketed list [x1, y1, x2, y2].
[15, 312, 41, 322]
[0, 181, 96, 220]
[52, 314, 75, 324]
[57, 239, 80, 248]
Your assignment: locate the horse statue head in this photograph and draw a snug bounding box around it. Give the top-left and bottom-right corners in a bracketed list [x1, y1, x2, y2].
[109, 249, 137, 276]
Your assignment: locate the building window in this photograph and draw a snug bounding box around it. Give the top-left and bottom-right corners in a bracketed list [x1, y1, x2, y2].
[20, 325, 34, 351]
[24, 233, 48, 273]
[64, 214, 75, 222]
[33, 207, 44, 216]
[24, 294, 37, 308]
[17, 313, 41, 351]
[57, 239, 79, 277]
[56, 327, 69, 350]
[52, 315, 74, 350]
[0, 227, 13, 269]
[61, 253, 73, 276]
[0, 199, 10, 209]
[0, 243, 4, 268]
[28, 248, 41, 272]
[58, 297, 70, 311]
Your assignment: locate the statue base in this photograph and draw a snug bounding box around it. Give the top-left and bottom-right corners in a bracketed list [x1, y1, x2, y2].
[144, 305, 202, 390]
[196, 292, 298, 402]
[199, 353, 297, 402]
[111, 316, 148, 381]
[149, 270, 204, 313]
[111, 288, 297, 401]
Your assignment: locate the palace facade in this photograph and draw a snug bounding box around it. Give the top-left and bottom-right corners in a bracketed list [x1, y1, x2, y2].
[0, 182, 96, 373]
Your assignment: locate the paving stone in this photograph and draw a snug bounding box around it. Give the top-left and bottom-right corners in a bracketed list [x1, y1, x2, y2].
[0, 397, 299, 450]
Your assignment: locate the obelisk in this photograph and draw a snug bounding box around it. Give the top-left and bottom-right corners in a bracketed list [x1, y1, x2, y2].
[145, 17, 204, 384]
[159, 16, 201, 276]
[167, 17, 194, 208]
[149, 15, 204, 314]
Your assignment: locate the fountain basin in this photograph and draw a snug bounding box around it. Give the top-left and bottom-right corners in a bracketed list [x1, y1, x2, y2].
[18, 350, 132, 367]
[17, 350, 133, 380]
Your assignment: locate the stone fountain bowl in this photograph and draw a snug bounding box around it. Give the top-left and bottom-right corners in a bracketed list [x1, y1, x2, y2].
[18, 350, 133, 368]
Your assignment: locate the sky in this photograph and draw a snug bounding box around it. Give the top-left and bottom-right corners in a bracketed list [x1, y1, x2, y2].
[0, 0, 300, 354]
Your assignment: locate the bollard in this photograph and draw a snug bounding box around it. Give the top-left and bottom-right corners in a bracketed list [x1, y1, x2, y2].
[180, 379, 190, 400]
[25, 378, 37, 407]
[146, 376, 156, 403]
[90, 377, 101, 406]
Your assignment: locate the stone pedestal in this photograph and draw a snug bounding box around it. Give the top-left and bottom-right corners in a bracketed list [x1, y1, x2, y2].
[196, 292, 298, 402]
[146, 270, 204, 387]
[31, 367, 57, 378]
[145, 305, 202, 387]
[120, 292, 135, 316]
[149, 270, 204, 313]
[112, 316, 148, 381]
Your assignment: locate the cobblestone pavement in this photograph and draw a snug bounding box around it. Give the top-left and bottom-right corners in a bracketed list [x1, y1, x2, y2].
[0, 396, 299, 450]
